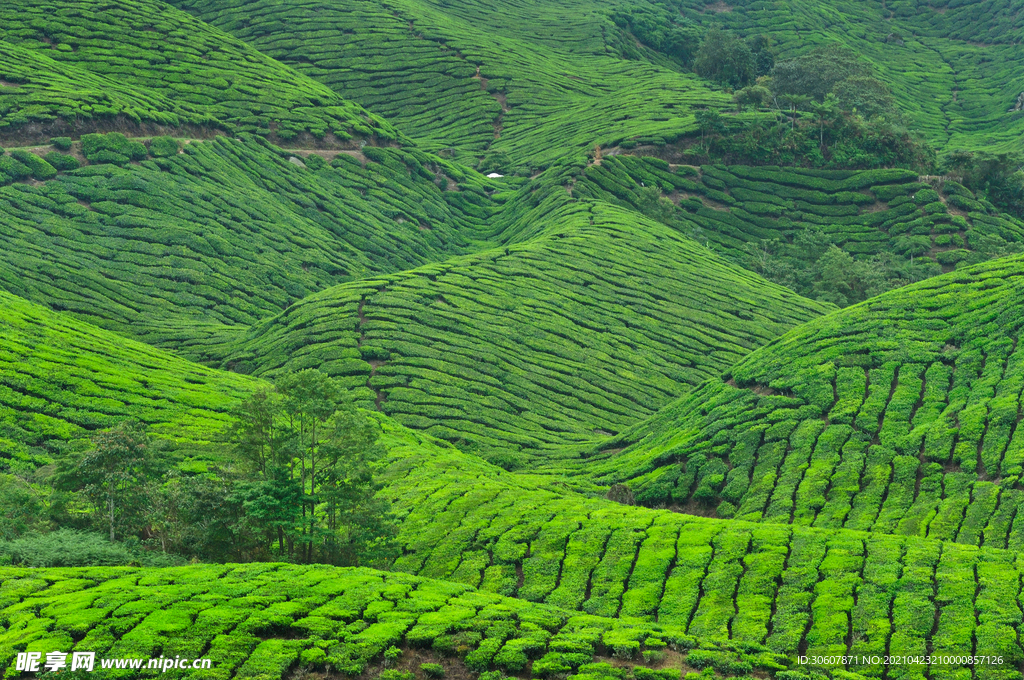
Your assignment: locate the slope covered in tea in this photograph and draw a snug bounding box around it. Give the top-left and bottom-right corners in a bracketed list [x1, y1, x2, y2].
[580, 254, 1024, 549]
[0, 136, 494, 354]
[0, 562, 789, 680]
[221, 198, 830, 456]
[0, 0, 397, 144]
[375, 416, 1024, 678]
[170, 0, 732, 167]
[0, 289, 260, 465]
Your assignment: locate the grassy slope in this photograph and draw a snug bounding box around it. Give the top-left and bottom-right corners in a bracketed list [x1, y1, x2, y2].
[0, 289, 260, 465]
[0, 563, 791, 680]
[376, 416, 1024, 677]
[577, 157, 1024, 269]
[0, 137, 496, 355]
[220, 192, 830, 455]
[676, 0, 1024, 155]
[578, 254, 1024, 550]
[169, 0, 733, 168]
[0, 0, 397, 144]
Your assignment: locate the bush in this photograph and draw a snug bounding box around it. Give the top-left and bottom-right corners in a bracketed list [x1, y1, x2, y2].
[0, 529, 179, 567]
[10, 150, 57, 180]
[148, 136, 180, 157]
[51, 137, 73, 150]
[420, 663, 444, 678]
[379, 671, 414, 680]
[45, 151, 80, 171]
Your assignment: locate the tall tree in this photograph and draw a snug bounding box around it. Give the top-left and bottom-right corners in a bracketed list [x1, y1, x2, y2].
[77, 420, 152, 541]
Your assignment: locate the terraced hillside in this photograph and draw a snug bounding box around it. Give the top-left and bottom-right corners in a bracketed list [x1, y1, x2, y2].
[221, 199, 830, 456]
[577, 254, 1024, 549]
[0, 135, 494, 353]
[0, 563, 789, 680]
[0, 0, 397, 144]
[576, 157, 1024, 270]
[170, 0, 732, 167]
[376, 416, 1024, 678]
[674, 0, 1024, 154]
[0, 289, 260, 466]
[174, 0, 1024, 164]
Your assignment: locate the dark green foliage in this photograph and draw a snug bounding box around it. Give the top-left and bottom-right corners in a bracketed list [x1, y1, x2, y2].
[576, 157, 1024, 305]
[609, 8, 704, 69]
[50, 137, 72, 150]
[0, 529, 180, 567]
[694, 28, 755, 89]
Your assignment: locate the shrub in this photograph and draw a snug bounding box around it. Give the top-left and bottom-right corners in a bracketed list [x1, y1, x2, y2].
[45, 151, 80, 171]
[379, 671, 414, 680]
[420, 663, 444, 678]
[383, 646, 402, 667]
[148, 136, 180, 157]
[51, 137, 73, 150]
[0, 529, 179, 567]
[9, 149, 56, 180]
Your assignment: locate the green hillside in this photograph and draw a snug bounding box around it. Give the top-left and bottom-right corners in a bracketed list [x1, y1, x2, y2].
[375, 416, 1024, 677]
[580, 254, 1024, 549]
[0, 135, 493, 353]
[0, 289, 259, 466]
[0, 563, 790, 680]
[0, 0, 397, 144]
[5, 1, 1024, 679]
[170, 0, 1024, 165]
[577, 157, 1024, 269]
[220, 198, 829, 456]
[169, 0, 733, 167]
[673, 0, 1024, 154]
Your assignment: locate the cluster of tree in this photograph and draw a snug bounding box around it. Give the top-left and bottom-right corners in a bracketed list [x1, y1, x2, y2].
[688, 102, 934, 170]
[942, 149, 1024, 220]
[609, 7, 705, 70]
[740, 227, 942, 307]
[693, 28, 775, 88]
[0, 369, 398, 567]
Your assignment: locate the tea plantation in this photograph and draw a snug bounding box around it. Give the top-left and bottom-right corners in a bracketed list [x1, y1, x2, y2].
[575, 156, 1024, 269]
[0, 563, 795, 680]
[169, 0, 733, 167]
[0, 135, 493, 354]
[581, 254, 1024, 549]
[373, 415, 1024, 679]
[4, 0, 1024, 678]
[0, 0, 397, 144]
[0, 289, 260, 466]
[220, 199, 829, 455]
[670, 0, 1024, 154]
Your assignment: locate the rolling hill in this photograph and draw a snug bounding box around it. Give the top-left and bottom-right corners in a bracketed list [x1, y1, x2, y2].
[4, 0, 1024, 679]
[0, 135, 495, 354]
[219, 198, 830, 457]
[578, 254, 1024, 549]
[0, 0, 398, 145]
[374, 415, 1024, 676]
[0, 288, 260, 466]
[168, 0, 734, 168]
[576, 156, 1024, 273]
